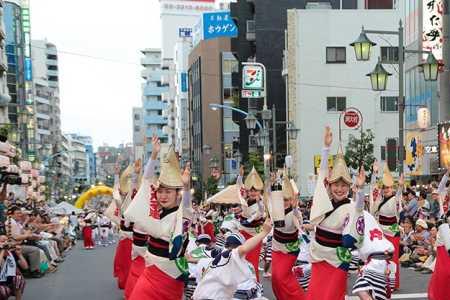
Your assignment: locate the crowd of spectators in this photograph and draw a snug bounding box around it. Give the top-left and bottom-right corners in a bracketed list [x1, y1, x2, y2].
[0, 183, 78, 300]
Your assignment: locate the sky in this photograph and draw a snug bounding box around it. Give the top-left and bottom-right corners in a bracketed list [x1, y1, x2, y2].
[29, 0, 161, 149]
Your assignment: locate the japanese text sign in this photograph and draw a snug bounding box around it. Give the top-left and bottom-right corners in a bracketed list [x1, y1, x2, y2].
[203, 11, 238, 40]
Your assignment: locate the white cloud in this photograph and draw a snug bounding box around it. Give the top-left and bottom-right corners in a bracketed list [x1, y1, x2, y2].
[29, 0, 161, 149]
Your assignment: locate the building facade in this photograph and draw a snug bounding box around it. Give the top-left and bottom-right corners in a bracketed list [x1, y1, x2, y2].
[0, 1, 11, 125]
[4, 0, 36, 161]
[140, 48, 169, 161]
[286, 8, 399, 196]
[31, 40, 62, 162]
[188, 37, 240, 185]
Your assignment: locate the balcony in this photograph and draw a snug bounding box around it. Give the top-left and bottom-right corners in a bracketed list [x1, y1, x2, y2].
[47, 69, 58, 77]
[140, 56, 160, 66]
[144, 100, 167, 110]
[46, 58, 57, 66]
[145, 129, 167, 138]
[143, 85, 167, 96]
[144, 115, 168, 125]
[36, 112, 51, 120]
[48, 81, 58, 88]
[46, 46, 58, 56]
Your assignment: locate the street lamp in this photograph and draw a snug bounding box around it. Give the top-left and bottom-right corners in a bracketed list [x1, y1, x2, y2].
[350, 29, 377, 61]
[350, 21, 440, 173]
[244, 113, 258, 130]
[420, 53, 440, 81]
[366, 59, 392, 91]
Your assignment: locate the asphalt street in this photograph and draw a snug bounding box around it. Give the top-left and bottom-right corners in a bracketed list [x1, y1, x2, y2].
[24, 242, 431, 300]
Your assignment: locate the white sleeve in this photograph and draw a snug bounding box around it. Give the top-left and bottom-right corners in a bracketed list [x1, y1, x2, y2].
[143, 159, 157, 179]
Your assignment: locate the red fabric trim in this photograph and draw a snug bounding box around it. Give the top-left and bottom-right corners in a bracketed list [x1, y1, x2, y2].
[124, 256, 145, 300]
[306, 261, 347, 300]
[129, 265, 184, 300]
[272, 251, 306, 300]
[113, 238, 132, 289]
[386, 235, 400, 289]
[149, 185, 160, 219]
[428, 246, 450, 300]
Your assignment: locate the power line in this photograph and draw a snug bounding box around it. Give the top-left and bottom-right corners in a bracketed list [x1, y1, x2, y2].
[30, 45, 139, 66]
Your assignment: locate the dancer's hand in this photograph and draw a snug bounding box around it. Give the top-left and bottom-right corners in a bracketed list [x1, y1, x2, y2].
[150, 136, 160, 160]
[324, 126, 332, 148]
[182, 162, 191, 190]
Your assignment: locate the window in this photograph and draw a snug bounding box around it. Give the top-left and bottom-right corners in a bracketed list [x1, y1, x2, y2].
[326, 47, 346, 63]
[366, 0, 393, 9]
[381, 47, 399, 63]
[327, 97, 346, 112]
[380, 96, 398, 112]
[134, 126, 140, 132]
[134, 114, 140, 120]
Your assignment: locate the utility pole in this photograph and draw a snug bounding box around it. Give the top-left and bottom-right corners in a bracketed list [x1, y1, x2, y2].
[440, 0, 450, 122]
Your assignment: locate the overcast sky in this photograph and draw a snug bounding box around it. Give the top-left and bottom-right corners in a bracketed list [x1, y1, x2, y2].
[29, 0, 161, 149]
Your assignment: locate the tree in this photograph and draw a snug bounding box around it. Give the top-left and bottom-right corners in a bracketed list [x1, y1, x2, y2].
[344, 129, 376, 180]
[205, 176, 219, 197]
[243, 152, 265, 180]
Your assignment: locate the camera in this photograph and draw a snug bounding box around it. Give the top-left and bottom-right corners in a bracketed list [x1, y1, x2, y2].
[0, 170, 22, 185]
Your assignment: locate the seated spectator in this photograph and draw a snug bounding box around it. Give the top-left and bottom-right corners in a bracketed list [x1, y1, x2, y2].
[404, 189, 418, 219]
[414, 225, 438, 274]
[0, 235, 26, 300]
[417, 191, 431, 220]
[6, 207, 43, 278]
[405, 219, 431, 267]
[400, 217, 415, 256]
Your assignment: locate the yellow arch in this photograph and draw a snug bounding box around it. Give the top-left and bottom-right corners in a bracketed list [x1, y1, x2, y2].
[74, 185, 114, 208]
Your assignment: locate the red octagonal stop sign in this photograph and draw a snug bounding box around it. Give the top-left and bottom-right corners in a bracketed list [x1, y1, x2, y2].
[343, 109, 361, 129]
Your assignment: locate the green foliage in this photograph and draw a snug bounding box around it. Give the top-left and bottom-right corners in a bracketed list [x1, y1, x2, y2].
[205, 176, 219, 197]
[244, 152, 265, 180]
[344, 129, 376, 178]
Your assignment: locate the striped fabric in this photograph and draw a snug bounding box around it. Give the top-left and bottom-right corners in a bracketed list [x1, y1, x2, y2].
[348, 252, 363, 273]
[352, 270, 393, 300]
[259, 235, 273, 262]
[215, 235, 226, 249]
[184, 277, 197, 300]
[293, 263, 311, 291]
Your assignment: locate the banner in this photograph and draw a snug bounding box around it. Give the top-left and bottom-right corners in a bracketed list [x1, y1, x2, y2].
[405, 131, 424, 175]
[438, 122, 450, 168]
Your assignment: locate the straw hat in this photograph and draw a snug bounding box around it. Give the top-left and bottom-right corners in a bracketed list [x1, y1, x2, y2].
[382, 164, 394, 187]
[282, 175, 295, 199]
[158, 146, 183, 188]
[329, 153, 352, 185]
[416, 219, 428, 229]
[119, 164, 133, 194]
[244, 166, 264, 191]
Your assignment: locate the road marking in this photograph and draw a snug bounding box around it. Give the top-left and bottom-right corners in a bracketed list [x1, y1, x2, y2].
[346, 293, 428, 299]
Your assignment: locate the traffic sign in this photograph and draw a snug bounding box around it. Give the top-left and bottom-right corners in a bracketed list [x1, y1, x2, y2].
[343, 109, 362, 129]
[241, 89, 264, 98]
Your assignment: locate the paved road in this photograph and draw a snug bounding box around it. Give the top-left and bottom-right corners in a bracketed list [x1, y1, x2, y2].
[24, 242, 431, 300]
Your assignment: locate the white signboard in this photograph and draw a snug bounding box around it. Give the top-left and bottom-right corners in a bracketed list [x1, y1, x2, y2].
[423, 0, 443, 60]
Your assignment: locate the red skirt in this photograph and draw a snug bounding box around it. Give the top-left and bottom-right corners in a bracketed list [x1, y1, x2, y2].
[129, 265, 184, 300]
[113, 238, 132, 289]
[240, 230, 262, 282]
[272, 251, 306, 300]
[124, 256, 145, 300]
[306, 261, 347, 300]
[386, 235, 400, 289]
[82, 226, 94, 248]
[428, 246, 450, 300]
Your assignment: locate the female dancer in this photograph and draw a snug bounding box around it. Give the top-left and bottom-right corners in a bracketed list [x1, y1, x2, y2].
[307, 126, 364, 300]
[369, 162, 403, 290]
[125, 136, 192, 300]
[237, 166, 265, 282]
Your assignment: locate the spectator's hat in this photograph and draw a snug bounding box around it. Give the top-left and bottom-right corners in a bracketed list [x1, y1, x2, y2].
[382, 164, 394, 187]
[416, 219, 428, 229]
[329, 153, 352, 185]
[244, 166, 264, 191]
[196, 234, 211, 245]
[224, 232, 246, 248]
[157, 146, 183, 189]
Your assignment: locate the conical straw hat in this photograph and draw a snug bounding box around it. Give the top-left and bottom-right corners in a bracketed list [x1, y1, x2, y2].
[244, 166, 264, 191]
[329, 153, 352, 185]
[119, 164, 133, 194]
[282, 175, 295, 199]
[158, 146, 183, 188]
[382, 163, 394, 187]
